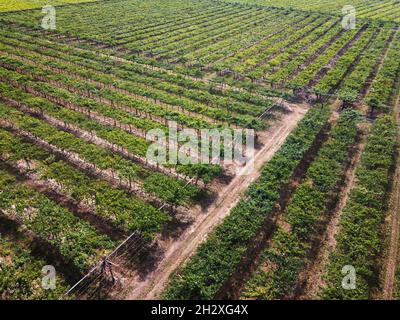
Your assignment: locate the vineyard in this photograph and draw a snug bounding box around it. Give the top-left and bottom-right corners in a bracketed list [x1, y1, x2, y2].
[222, 0, 400, 22]
[0, 0, 400, 302]
[0, 0, 98, 12]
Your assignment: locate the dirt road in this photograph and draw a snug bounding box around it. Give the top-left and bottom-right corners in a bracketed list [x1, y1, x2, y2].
[125, 106, 308, 299]
[382, 149, 400, 299]
[381, 86, 400, 299]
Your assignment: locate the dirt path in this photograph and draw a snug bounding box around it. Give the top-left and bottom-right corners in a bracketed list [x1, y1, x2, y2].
[295, 123, 369, 300]
[382, 145, 400, 299]
[124, 105, 308, 300]
[381, 83, 400, 300]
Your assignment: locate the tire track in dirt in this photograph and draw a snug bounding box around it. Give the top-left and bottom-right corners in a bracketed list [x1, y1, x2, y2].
[381, 79, 400, 300]
[382, 145, 400, 299]
[123, 105, 308, 300]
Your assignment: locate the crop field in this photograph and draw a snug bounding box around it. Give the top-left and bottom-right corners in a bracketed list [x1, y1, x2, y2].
[0, 0, 400, 304]
[0, 0, 98, 12]
[1, 0, 398, 109]
[223, 0, 400, 22]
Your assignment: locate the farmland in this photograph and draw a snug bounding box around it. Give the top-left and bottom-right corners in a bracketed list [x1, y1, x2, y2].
[0, 0, 98, 12]
[0, 0, 399, 302]
[222, 0, 400, 23]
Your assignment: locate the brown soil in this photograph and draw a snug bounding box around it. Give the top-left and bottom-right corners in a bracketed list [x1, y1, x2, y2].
[382, 149, 400, 299]
[381, 83, 400, 299]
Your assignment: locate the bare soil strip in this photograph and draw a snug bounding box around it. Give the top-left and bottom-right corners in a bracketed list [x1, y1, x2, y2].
[381, 81, 400, 299]
[123, 105, 308, 300]
[294, 123, 369, 299]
